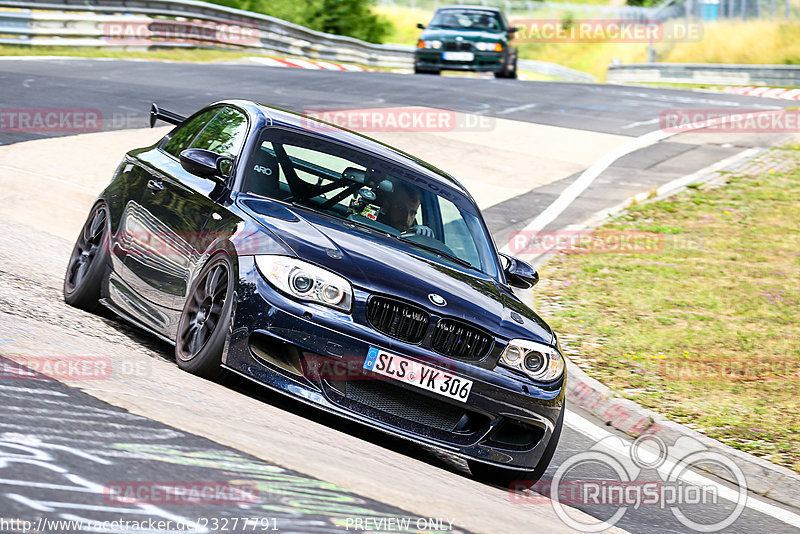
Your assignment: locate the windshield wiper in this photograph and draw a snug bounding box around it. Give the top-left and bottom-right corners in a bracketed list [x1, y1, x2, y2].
[395, 235, 475, 270]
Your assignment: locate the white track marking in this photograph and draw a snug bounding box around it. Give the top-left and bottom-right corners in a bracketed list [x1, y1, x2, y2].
[0, 385, 67, 396]
[497, 103, 538, 115]
[565, 410, 800, 527]
[499, 109, 782, 255]
[574, 147, 761, 232]
[621, 117, 660, 129]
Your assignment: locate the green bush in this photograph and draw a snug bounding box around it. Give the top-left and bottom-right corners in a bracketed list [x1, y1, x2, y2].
[206, 0, 391, 43]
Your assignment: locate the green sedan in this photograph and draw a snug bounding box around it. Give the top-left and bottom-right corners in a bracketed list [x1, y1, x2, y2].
[414, 6, 518, 79]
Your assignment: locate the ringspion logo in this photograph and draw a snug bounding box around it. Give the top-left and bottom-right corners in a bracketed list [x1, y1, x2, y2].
[509, 434, 747, 532]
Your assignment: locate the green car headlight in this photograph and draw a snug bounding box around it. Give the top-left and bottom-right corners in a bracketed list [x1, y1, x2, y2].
[475, 41, 503, 52]
[418, 39, 442, 49]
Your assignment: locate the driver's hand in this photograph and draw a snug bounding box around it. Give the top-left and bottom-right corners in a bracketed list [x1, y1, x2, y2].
[414, 225, 434, 238]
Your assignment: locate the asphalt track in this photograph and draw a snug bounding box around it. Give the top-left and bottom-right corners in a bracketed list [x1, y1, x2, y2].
[1, 58, 799, 534]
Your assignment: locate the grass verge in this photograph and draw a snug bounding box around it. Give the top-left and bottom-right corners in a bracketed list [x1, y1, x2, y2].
[535, 143, 800, 472]
[0, 45, 256, 62]
[661, 20, 800, 65]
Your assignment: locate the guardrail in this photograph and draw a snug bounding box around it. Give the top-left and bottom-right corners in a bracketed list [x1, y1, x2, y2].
[0, 0, 416, 67]
[518, 59, 596, 83]
[607, 63, 800, 87]
[0, 0, 599, 82]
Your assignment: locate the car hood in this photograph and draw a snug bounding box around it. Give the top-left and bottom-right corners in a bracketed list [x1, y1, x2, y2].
[240, 198, 553, 344]
[420, 28, 506, 42]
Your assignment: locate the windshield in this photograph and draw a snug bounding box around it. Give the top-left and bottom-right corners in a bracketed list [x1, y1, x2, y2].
[242, 128, 499, 278]
[429, 9, 504, 31]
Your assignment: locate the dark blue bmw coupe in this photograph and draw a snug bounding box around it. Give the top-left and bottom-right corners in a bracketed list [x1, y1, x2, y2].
[63, 100, 565, 485]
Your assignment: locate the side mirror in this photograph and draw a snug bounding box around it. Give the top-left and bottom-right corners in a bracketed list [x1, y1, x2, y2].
[179, 148, 231, 184]
[417, 23, 425, 29]
[508, 26, 518, 33]
[500, 253, 539, 289]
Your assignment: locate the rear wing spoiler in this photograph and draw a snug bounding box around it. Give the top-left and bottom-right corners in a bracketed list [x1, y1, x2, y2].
[149, 103, 186, 127]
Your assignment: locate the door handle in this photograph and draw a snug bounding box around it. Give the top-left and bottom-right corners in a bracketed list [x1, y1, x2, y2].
[147, 179, 164, 192]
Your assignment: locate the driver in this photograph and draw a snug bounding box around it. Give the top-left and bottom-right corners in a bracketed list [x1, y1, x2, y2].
[378, 182, 434, 237]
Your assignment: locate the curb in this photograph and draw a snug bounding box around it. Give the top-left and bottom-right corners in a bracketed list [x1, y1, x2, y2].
[243, 56, 366, 71]
[530, 141, 800, 510]
[723, 86, 800, 100]
[565, 359, 800, 508]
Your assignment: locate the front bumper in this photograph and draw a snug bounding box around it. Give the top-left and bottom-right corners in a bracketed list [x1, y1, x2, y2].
[223, 257, 565, 470]
[415, 50, 505, 72]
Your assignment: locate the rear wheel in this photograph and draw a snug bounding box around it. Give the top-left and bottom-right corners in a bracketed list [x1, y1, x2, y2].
[63, 202, 111, 312]
[175, 254, 234, 379]
[468, 405, 564, 487]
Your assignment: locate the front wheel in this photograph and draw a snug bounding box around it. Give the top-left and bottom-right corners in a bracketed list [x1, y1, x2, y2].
[495, 56, 517, 79]
[175, 254, 235, 379]
[63, 201, 111, 312]
[468, 405, 564, 487]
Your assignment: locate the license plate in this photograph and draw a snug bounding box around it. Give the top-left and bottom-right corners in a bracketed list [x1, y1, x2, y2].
[442, 51, 474, 62]
[363, 347, 473, 403]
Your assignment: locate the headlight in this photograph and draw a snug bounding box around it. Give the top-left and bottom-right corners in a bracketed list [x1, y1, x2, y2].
[418, 39, 442, 49]
[255, 256, 353, 312]
[475, 41, 503, 52]
[499, 339, 564, 381]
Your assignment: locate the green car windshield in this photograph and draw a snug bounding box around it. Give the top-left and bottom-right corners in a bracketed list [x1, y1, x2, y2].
[429, 9, 504, 31]
[243, 127, 500, 279]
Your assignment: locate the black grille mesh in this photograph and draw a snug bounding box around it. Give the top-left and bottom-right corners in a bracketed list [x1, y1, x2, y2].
[345, 380, 465, 431]
[432, 319, 493, 361]
[366, 296, 430, 344]
[444, 41, 472, 51]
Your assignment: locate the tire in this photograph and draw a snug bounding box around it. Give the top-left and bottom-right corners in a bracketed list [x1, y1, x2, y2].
[495, 55, 517, 79]
[414, 65, 440, 75]
[507, 58, 518, 79]
[63, 201, 111, 312]
[175, 254, 234, 379]
[468, 405, 564, 488]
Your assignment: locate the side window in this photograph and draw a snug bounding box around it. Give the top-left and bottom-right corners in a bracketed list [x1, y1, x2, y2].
[438, 196, 480, 267]
[190, 107, 248, 159]
[163, 108, 220, 158]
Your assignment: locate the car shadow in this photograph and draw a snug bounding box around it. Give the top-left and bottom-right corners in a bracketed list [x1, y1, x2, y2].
[101, 312, 476, 482]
